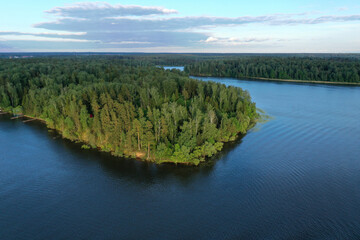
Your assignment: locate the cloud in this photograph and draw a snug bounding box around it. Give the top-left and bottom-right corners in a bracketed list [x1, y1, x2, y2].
[270, 14, 360, 25]
[34, 16, 279, 32]
[30, 10, 360, 49]
[338, 7, 349, 12]
[34, 10, 360, 33]
[201, 37, 270, 45]
[2, 2, 360, 51]
[0, 32, 96, 43]
[1, 40, 100, 51]
[0, 31, 206, 48]
[0, 42, 14, 52]
[45, 2, 178, 18]
[0, 31, 86, 37]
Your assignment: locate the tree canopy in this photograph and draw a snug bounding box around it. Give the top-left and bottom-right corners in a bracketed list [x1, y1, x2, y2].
[185, 57, 360, 83]
[0, 57, 258, 165]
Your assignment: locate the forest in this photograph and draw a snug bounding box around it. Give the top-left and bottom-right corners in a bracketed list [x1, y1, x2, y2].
[185, 56, 360, 83]
[0, 57, 258, 165]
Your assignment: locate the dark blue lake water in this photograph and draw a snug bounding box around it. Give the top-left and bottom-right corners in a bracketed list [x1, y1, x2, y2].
[1, 73, 360, 239]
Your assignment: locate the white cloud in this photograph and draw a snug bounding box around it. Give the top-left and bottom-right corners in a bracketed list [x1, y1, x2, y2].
[2, 2, 360, 51]
[204, 37, 218, 43]
[0, 34, 95, 43]
[0, 31, 87, 37]
[201, 37, 271, 46]
[46, 2, 178, 18]
[108, 41, 152, 45]
[34, 15, 280, 32]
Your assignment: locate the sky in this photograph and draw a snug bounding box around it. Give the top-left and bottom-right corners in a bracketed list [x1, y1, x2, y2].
[0, 0, 359, 53]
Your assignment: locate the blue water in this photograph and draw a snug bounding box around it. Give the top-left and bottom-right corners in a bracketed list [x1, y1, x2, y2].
[163, 66, 184, 71]
[1, 76, 360, 239]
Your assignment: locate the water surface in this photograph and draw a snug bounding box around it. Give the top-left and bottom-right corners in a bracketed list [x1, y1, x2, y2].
[1, 76, 360, 239]
[163, 66, 184, 71]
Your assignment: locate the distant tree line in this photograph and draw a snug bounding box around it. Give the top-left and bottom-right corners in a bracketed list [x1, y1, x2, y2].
[0, 57, 258, 165]
[185, 57, 360, 83]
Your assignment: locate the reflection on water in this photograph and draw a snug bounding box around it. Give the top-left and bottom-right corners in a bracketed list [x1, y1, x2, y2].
[1, 76, 360, 240]
[0, 114, 230, 185]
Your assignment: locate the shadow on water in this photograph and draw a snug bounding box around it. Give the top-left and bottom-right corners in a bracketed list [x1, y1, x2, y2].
[2, 114, 250, 185]
[3, 75, 360, 240]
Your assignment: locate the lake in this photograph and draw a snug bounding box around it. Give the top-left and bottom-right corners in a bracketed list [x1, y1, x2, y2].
[1, 73, 360, 239]
[163, 66, 185, 71]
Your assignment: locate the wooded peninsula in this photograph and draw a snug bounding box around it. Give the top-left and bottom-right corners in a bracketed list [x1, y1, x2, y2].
[2, 54, 358, 165]
[0, 57, 258, 165]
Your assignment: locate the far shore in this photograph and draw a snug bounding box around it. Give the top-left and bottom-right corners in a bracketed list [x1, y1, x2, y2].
[190, 74, 360, 86]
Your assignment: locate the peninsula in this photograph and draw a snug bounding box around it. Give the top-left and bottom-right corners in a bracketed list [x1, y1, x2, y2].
[0, 56, 258, 165]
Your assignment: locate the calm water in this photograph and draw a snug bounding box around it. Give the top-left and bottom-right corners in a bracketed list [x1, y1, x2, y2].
[163, 66, 184, 71]
[1, 76, 360, 240]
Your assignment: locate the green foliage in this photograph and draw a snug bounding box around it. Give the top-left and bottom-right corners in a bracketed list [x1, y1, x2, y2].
[81, 144, 91, 150]
[0, 57, 258, 165]
[185, 57, 360, 83]
[12, 106, 23, 116]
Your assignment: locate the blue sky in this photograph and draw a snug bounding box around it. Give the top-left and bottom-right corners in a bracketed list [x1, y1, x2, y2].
[0, 0, 359, 52]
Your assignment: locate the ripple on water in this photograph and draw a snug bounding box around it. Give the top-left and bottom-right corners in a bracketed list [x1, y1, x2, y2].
[1, 78, 360, 239]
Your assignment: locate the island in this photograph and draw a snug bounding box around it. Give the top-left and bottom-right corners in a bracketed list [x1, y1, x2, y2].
[0, 56, 258, 165]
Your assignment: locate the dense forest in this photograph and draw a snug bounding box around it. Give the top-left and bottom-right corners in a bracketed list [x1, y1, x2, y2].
[185, 57, 360, 83]
[0, 57, 258, 165]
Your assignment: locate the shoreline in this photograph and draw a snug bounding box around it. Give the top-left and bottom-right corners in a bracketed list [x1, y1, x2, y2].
[1, 111, 255, 166]
[23, 115, 46, 122]
[0, 112, 46, 123]
[190, 74, 360, 86]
